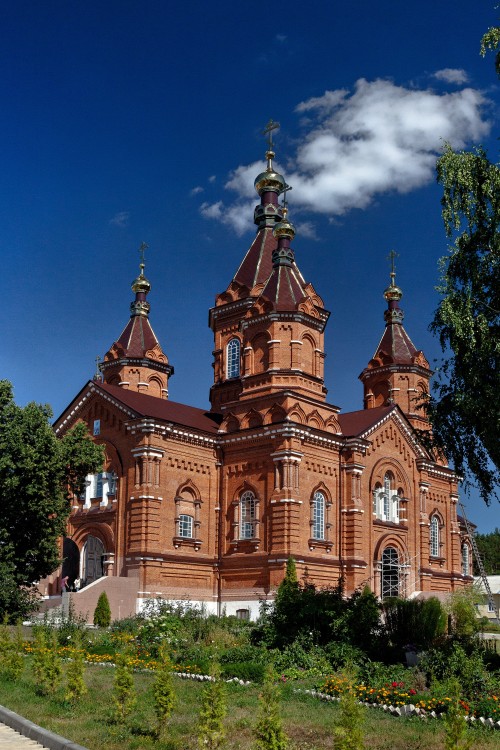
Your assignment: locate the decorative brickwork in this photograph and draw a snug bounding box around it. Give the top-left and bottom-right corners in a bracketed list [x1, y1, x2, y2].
[46, 146, 473, 620]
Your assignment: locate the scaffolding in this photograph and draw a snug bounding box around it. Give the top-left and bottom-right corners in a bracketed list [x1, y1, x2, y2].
[459, 501, 500, 625]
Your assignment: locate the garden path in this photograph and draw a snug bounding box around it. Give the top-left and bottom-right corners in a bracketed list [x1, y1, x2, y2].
[0, 723, 46, 750]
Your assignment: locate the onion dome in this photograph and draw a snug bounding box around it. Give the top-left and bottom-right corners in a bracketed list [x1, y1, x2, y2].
[130, 262, 151, 318]
[384, 272, 403, 304]
[273, 205, 296, 241]
[254, 149, 286, 196]
[132, 263, 151, 295]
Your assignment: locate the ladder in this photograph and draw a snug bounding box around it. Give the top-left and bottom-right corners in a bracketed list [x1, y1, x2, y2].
[459, 501, 500, 624]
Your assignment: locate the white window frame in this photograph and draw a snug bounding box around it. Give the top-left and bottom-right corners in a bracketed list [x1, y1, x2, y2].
[240, 490, 256, 539]
[461, 543, 470, 576]
[374, 474, 399, 523]
[227, 338, 241, 379]
[430, 515, 440, 557]
[179, 514, 194, 539]
[312, 491, 325, 540]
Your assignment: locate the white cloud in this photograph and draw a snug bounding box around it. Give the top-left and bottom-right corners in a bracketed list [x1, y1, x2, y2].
[200, 201, 223, 220]
[276, 34, 287, 43]
[201, 77, 490, 233]
[433, 68, 469, 85]
[190, 186, 204, 196]
[208, 175, 216, 183]
[295, 221, 318, 240]
[109, 211, 129, 227]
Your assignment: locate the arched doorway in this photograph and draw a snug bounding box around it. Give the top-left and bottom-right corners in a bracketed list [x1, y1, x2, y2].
[380, 547, 401, 599]
[81, 535, 105, 586]
[61, 538, 80, 589]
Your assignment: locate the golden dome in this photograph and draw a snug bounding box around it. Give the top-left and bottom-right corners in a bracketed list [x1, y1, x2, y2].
[273, 208, 295, 240]
[384, 273, 403, 302]
[132, 263, 151, 294]
[254, 150, 286, 195]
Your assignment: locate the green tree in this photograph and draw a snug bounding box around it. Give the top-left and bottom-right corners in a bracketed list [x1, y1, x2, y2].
[152, 644, 176, 739]
[112, 652, 136, 722]
[93, 592, 111, 627]
[426, 26, 500, 504]
[65, 632, 87, 704]
[197, 662, 226, 750]
[474, 528, 500, 573]
[0, 380, 103, 620]
[333, 670, 365, 750]
[32, 629, 62, 696]
[253, 667, 288, 750]
[443, 678, 473, 750]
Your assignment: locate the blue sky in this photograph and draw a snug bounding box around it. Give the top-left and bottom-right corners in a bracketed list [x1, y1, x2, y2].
[4, 1, 499, 532]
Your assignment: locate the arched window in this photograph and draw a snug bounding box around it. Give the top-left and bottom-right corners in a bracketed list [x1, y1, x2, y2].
[240, 490, 256, 539]
[227, 338, 241, 379]
[462, 543, 470, 576]
[430, 515, 440, 557]
[312, 491, 325, 540]
[381, 547, 400, 599]
[373, 473, 399, 522]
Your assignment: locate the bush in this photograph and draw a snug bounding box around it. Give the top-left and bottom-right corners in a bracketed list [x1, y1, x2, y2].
[382, 596, 446, 653]
[221, 661, 266, 683]
[419, 640, 489, 699]
[197, 663, 226, 749]
[93, 592, 111, 628]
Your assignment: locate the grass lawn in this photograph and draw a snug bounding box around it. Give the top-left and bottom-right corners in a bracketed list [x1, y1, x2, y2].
[0, 661, 498, 750]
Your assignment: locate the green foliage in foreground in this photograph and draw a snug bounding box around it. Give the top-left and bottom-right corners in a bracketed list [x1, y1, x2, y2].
[1, 660, 500, 750]
[0, 379, 103, 621]
[112, 652, 136, 722]
[197, 663, 227, 750]
[152, 645, 176, 739]
[333, 670, 365, 750]
[253, 667, 288, 750]
[93, 592, 112, 628]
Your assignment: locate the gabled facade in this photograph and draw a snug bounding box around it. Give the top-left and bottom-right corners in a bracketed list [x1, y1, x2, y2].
[47, 143, 474, 620]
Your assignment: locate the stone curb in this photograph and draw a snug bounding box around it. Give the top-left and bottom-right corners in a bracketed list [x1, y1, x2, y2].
[0, 705, 89, 750]
[299, 690, 500, 730]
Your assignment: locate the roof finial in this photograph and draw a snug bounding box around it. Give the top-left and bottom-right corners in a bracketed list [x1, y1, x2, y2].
[383, 250, 403, 321]
[131, 242, 151, 317]
[138, 241, 148, 273]
[94, 355, 102, 381]
[387, 249, 399, 286]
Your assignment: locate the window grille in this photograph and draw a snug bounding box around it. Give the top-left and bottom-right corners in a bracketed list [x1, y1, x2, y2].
[240, 490, 256, 539]
[227, 339, 241, 379]
[312, 491, 325, 540]
[179, 514, 194, 538]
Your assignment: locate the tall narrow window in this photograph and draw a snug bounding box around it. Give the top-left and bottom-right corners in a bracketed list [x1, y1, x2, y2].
[312, 491, 325, 540]
[240, 490, 256, 539]
[383, 474, 391, 520]
[179, 514, 194, 539]
[227, 338, 241, 379]
[462, 543, 470, 576]
[381, 547, 400, 599]
[430, 515, 440, 557]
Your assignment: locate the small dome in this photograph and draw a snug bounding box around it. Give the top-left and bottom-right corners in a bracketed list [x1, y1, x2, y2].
[132, 264, 151, 294]
[273, 213, 295, 241]
[384, 275, 402, 303]
[254, 150, 286, 195]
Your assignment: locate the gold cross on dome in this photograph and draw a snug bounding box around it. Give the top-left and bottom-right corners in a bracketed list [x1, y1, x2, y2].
[138, 242, 148, 267]
[387, 249, 399, 276]
[263, 119, 280, 150]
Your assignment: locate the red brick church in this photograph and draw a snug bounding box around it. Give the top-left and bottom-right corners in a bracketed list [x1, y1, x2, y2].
[45, 140, 474, 620]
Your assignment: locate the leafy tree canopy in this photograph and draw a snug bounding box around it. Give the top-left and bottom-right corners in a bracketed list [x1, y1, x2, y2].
[427, 26, 500, 504]
[474, 527, 500, 574]
[0, 380, 103, 619]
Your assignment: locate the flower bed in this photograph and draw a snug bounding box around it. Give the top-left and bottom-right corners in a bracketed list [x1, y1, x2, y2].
[318, 675, 500, 723]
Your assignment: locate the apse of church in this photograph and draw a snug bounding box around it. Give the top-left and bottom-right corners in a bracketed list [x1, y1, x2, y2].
[49, 128, 473, 620]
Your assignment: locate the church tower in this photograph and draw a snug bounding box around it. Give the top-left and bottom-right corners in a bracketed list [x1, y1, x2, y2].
[359, 260, 431, 430]
[100, 249, 173, 398]
[209, 124, 334, 429]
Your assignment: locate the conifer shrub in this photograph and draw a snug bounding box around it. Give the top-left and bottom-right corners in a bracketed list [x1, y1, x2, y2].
[32, 629, 62, 696]
[112, 651, 136, 722]
[332, 669, 365, 750]
[65, 633, 87, 704]
[443, 678, 473, 750]
[0, 620, 24, 681]
[253, 666, 288, 750]
[197, 662, 226, 749]
[93, 592, 111, 628]
[152, 644, 176, 739]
